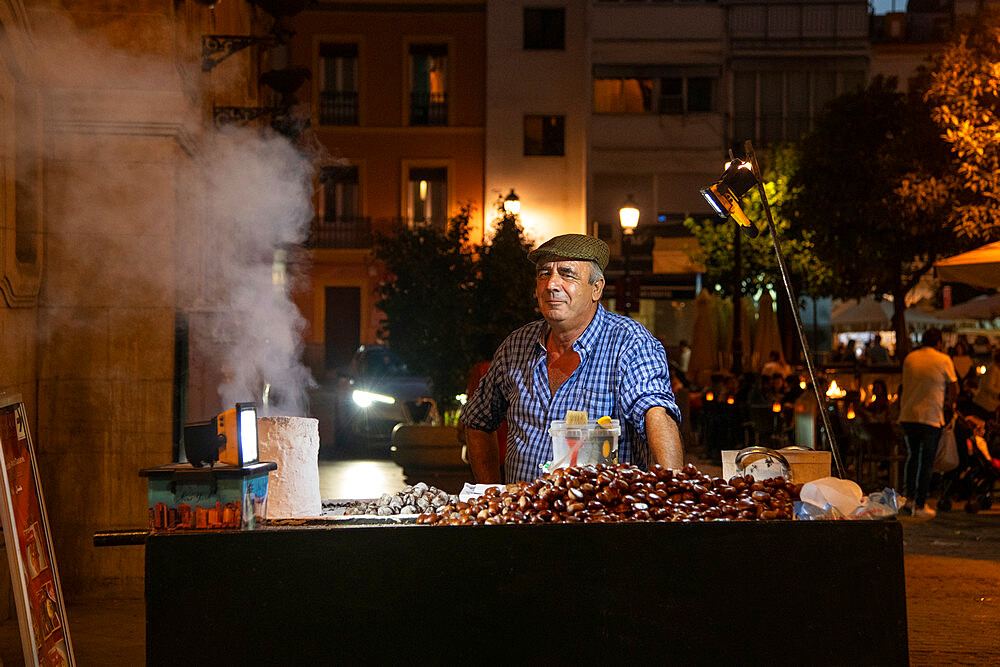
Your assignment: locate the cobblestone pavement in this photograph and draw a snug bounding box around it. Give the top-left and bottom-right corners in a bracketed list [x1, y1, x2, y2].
[905, 554, 1000, 666]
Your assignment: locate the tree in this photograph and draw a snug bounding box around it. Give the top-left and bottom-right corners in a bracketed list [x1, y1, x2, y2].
[924, 7, 1000, 240]
[373, 201, 538, 413]
[373, 207, 476, 412]
[684, 144, 831, 300]
[469, 197, 538, 362]
[785, 76, 957, 356]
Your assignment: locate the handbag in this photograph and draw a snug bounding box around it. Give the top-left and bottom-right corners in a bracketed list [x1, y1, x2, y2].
[933, 418, 960, 473]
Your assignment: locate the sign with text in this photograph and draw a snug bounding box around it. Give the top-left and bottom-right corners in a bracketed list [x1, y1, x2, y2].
[0, 396, 74, 666]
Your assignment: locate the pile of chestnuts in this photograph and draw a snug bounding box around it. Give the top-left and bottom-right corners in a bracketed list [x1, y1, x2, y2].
[416, 462, 800, 525]
[345, 482, 460, 516]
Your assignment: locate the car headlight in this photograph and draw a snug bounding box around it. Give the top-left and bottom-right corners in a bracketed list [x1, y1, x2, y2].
[353, 390, 396, 408]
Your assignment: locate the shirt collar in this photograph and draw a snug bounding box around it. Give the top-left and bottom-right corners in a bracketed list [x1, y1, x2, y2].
[532, 303, 606, 358]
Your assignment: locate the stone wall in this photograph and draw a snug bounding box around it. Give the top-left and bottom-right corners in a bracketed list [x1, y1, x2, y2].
[0, 0, 261, 598]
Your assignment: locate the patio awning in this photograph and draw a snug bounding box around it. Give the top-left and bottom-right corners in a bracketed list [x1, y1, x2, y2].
[935, 241, 1000, 289]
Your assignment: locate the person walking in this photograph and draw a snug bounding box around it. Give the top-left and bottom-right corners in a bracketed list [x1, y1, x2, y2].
[897, 327, 958, 517]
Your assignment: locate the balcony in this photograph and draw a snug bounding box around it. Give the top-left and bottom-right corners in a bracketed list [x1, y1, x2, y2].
[410, 92, 448, 126]
[307, 216, 371, 249]
[319, 91, 359, 126]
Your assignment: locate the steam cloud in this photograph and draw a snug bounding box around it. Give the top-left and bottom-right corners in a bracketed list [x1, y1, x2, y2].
[194, 128, 316, 416]
[22, 9, 320, 418]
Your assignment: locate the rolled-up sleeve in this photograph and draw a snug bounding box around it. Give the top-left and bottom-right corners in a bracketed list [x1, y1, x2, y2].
[461, 350, 509, 433]
[618, 337, 681, 439]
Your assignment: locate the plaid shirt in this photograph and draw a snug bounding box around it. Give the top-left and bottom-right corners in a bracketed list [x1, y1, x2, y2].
[461, 304, 681, 483]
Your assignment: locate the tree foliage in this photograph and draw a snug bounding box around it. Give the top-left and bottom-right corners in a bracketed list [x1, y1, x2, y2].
[373, 206, 476, 411]
[924, 7, 1000, 240]
[784, 75, 957, 355]
[470, 200, 539, 362]
[373, 202, 538, 411]
[684, 144, 831, 299]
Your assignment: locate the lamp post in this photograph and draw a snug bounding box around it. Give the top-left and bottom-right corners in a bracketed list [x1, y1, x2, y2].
[503, 189, 520, 216]
[619, 195, 639, 318]
[700, 142, 844, 478]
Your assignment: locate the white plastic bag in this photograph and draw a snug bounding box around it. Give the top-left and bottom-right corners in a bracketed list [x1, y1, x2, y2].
[933, 420, 960, 473]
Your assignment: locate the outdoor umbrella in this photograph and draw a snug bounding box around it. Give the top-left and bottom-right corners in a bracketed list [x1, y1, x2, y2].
[831, 297, 948, 333]
[687, 290, 719, 387]
[752, 291, 783, 372]
[935, 293, 1000, 321]
[715, 296, 753, 373]
[935, 241, 1000, 289]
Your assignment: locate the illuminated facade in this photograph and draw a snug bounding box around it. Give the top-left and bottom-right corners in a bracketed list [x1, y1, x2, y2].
[285, 1, 486, 377]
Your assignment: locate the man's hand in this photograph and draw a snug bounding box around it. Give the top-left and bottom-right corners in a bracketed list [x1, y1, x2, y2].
[466, 428, 501, 483]
[645, 406, 684, 470]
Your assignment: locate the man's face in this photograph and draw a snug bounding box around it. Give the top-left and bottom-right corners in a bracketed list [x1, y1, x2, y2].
[535, 258, 604, 328]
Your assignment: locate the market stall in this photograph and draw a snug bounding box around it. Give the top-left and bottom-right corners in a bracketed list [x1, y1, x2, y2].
[144, 519, 907, 665]
[130, 402, 909, 666]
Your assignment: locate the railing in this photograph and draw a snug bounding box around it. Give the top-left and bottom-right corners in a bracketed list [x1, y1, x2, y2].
[306, 217, 463, 249]
[319, 91, 359, 126]
[307, 216, 371, 249]
[410, 92, 448, 126]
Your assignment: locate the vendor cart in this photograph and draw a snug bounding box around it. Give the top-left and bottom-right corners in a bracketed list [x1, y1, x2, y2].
[142, 520, 907, 665]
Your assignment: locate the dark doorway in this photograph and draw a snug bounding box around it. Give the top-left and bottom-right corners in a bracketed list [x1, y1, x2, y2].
[325, 286, 361, 372]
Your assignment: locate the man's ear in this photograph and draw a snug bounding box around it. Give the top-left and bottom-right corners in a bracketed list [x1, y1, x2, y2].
[591, 277, 605, 302]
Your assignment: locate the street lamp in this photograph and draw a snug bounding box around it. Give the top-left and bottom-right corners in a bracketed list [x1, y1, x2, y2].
[503, 189, 520, 216]
[619, 194, 639, 317]
[700, 140, 844, 478]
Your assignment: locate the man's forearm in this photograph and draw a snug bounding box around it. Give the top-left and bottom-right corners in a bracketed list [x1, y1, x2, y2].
[645, 406, 684, 470]
[466, 428, 501, 483]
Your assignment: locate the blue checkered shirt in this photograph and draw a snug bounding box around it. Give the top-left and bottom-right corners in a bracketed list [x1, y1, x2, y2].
[461, 304, 681, 483]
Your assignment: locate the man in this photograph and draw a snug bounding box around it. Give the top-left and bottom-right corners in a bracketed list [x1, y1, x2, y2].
[867, 334, 890, 365]
[760, 350, 790, 379]
[461, 234, 683, 483]
[897, 327, 958, 517]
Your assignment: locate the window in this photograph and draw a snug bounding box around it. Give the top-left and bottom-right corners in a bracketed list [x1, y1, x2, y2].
[593, 71, 716, 114]
[656, 76, 715, 113]
[524, 7, 565, 50]
[409, 44, 448, 126]
[407, 167, 448, 229]
[319, 43, 358, 125]
[524, 115, 565, 156]
[685, 77, 713, 112]
[731, 69, 868, 146]
[594, 78, 654, 113]
[320, 166, 359, 223]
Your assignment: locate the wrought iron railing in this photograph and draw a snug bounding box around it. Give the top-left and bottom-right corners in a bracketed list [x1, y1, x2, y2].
[307, 216, 371, 249]
[319, 91, 359, 125]
[306, 216, 460, 249]
[410, 91, 448, 126]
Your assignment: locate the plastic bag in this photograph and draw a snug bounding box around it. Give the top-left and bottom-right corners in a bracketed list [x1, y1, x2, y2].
[933, 421, 960, 473]
[794, 486, 902, 520]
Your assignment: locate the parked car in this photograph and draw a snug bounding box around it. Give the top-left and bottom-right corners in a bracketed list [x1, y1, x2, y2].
[327, 345, 435, 453]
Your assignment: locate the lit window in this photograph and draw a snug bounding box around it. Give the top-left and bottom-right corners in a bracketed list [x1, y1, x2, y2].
[407, 167, 448, 229]
[410, 44, 448, 126]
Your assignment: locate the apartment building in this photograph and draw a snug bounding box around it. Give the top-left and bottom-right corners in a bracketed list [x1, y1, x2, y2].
[485, 0, 870, 343]
[287, 0, 487, 377]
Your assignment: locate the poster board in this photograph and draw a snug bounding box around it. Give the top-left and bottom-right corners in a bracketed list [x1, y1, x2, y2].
[0, 395, 74, 666]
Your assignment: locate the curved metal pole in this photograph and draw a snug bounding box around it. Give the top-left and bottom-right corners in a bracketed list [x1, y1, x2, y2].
[744, 141, 845, 478]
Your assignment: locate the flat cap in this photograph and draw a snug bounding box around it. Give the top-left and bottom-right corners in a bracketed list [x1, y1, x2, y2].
[527, 234, 610, 271]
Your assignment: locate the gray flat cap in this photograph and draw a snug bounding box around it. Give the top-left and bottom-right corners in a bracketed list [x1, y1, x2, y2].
[526, 234, 610, 270]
